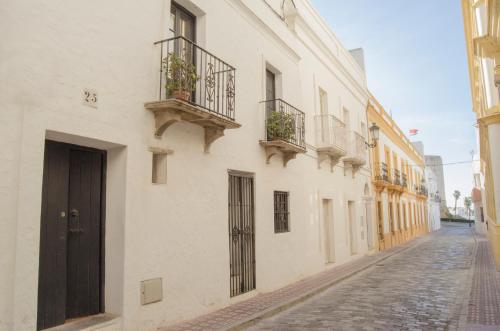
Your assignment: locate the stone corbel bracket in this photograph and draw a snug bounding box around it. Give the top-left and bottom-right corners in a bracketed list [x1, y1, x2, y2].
[259, 140, 306, 167]
[204, 126, 225, 153]
[343, 159, 364, 178]
[145, 99, 241, 154]
[317, 147, 346, 172]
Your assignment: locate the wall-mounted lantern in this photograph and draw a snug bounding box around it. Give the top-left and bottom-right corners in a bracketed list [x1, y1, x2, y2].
[365, 122, 380, 148]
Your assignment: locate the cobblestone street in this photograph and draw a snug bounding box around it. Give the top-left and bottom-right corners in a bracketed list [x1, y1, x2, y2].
[247, 224, 500, 331]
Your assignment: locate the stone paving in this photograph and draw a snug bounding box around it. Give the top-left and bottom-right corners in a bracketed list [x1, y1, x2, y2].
[466, 233, 500, 330]
[163, 235, 425, 331]
[163, 224, 500, 331]
[247, 224, 478, 331]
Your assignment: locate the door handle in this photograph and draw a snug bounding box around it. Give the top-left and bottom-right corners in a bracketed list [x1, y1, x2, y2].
[68, 209, 83, 234]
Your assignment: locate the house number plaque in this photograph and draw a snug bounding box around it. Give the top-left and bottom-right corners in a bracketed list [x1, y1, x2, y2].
[83, 89, 98, 108]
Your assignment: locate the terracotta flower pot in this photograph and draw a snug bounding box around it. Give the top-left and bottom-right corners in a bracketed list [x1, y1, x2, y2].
[172, 90, 191, 101]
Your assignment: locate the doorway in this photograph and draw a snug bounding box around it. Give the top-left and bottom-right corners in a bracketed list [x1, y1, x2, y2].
[364, 184, 374, 250]
[322, 199, 335, 264]
[228, 173, 256, 297]
[365, 201, 374, 250]
[348, 201, 357, 255]
[37, 141, 106, 330]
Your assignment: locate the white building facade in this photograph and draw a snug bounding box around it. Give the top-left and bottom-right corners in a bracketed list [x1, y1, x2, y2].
[0, 0, 376, 330]
[425, 166, 442, 231]
[412, 142, 441, 232]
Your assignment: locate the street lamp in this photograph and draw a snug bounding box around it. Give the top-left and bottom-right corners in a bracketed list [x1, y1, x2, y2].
[365, 122, 380, 148]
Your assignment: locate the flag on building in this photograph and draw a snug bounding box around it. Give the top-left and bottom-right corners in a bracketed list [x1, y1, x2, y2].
[409, 128, 419, 136]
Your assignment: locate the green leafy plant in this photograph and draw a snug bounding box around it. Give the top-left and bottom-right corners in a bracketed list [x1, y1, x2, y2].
[163, 53, 199, 98]
[266, 111, 296, 142]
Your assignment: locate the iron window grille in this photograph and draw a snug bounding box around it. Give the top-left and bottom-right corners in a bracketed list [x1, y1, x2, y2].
[274, 191, 290, 233]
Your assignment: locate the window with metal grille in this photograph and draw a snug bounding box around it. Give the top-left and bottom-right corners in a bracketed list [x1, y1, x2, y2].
[274, 191, 289, 233]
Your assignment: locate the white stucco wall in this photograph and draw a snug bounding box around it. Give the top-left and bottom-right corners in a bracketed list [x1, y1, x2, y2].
[488, 123, 500, 225]
[425, 166, 441, 231]
[0, 0, 375, 330]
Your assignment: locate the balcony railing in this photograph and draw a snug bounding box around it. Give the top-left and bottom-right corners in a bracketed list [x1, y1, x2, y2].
[421, 186, 427, 196]
[263, 99, 305, 149]
[314, 114, 347, 151]
[401, 173, 408, 189]
[345, 131, 366, 164]
[393, 169, 401, 186]
[416, 185, 428, 197]
[375, 162, 389, 182]
[154, 36, 236, 120]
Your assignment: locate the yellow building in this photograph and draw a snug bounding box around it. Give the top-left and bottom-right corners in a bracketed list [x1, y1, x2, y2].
[463, 0, 500, 268]
[367, 94, 429, 251]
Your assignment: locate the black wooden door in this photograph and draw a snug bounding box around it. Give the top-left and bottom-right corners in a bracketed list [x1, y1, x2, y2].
[37, 141, 105, 330]
[228, 173, 255, 297]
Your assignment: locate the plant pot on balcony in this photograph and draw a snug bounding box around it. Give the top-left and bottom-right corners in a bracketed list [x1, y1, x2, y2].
[171, 89, 191, 101]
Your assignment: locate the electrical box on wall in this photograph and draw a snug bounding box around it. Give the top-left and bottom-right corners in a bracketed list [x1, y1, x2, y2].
[140, 278, 163, 305]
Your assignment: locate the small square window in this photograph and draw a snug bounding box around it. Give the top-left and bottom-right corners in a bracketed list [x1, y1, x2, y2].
[274, 191, 290, 233]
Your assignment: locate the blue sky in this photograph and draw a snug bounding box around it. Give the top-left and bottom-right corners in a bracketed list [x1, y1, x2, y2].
[311, 0, 477, 207]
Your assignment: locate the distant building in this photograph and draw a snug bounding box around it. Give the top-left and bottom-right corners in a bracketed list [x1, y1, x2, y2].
[368, 95, 429, 252]
[425, 155, 448, 216]
[412, 142, 441, 231]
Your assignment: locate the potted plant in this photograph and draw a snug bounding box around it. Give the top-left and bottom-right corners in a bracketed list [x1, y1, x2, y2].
[163, 53, 199, 101]
[266, 111, 296, 142]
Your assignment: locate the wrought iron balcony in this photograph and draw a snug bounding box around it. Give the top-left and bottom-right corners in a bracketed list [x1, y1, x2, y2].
[260, 99, 306, 167]
[401, 173, 408, 189]
[417, 185, 428, 197]
[144, 36, 240, 152]
[393, 169, 401, 186]
[314, 114, 347, 171]
[413, 184, 428, 197]
[375, 162, 389, 182]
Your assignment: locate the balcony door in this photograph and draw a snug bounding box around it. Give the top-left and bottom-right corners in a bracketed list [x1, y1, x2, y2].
[265, 70, 276, 113]
[319, 89, 329, 143]
[170, 2, 195, 41]
[169, 2, 196, 100]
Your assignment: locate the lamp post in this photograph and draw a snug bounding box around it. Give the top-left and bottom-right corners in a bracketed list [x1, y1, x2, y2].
[365, 122, 380, 149]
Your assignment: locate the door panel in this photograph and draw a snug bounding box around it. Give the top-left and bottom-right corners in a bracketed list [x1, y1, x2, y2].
[228, 174, 255, 297]
[266, 70, 275, 101]
[322, 199, 334, 263]
[66, 150, 103, 319]
[348, 201, 357, 255]
[171, 3, 195, 41]
[37, 141, 104, 330]
[37, 142, 69, 330]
